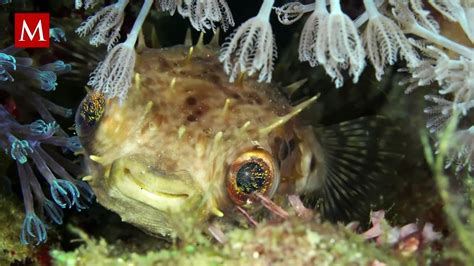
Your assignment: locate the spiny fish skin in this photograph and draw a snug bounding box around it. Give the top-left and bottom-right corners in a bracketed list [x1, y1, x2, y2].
[76, 44, 322, 236]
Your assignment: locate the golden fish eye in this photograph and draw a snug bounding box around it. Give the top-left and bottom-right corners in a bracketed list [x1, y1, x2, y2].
[226, 149, 278, 206]
[75, 91, 105, 136]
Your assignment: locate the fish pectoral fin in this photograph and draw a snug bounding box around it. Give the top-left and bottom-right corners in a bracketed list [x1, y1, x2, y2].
[309, 116, 404, 224]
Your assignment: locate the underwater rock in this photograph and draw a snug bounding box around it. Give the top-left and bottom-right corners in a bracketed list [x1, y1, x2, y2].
[52, 216, 419, 266]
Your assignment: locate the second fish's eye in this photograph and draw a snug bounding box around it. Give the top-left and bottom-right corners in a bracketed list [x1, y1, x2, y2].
[227, 149, 279, 206]
[75, 91, 105, 136]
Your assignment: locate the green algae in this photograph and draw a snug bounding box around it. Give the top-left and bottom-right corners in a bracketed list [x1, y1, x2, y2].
[421, 115, 474, 265]
[0, 193, 34, 264]
[51, 217, 421, 266]
[0, 158, 32, 264]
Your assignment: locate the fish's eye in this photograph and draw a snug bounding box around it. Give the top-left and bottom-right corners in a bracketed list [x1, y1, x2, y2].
[75, 91, 105, 136]
[227, 149, 279, 206]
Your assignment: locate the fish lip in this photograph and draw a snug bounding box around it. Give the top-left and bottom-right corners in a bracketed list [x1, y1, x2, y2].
[146, 190, 189, 199]
[108, 157, 199, 213]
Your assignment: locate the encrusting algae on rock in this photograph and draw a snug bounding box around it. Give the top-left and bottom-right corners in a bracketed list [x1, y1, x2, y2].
[52, 213, 424, 266]
[0, 193, 33, 265]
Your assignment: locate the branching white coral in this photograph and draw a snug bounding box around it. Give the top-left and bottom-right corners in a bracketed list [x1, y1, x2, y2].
[75, 0, 100, 10]
[443, 126, 474, 173]
[158, 0, 234, 32]
[424, 94, 474, 172]
[407, 0, 440, 33]
[399, 62, 435, 94]
[384, 1, 474, 175]
[298, 0, 328, 67]
[314, 0, 366, 88]
[403, 44, 473, 113]
[88, 0, 153, 101]
[304, 0, 472, 172]
[78, 0, 474, 173]
[436, 57, 474, 108]
[219, 0, 276, 82]
[363, 0, 419, 80]
[158, 0, 180, 15]
[428, 0, 474, 42]
[388, 0, 439, 33]
[87, 43, 135, 101]
[76, 0, 129, 51]
[399, 40, 447, 93]
[424, 95, 456, 134]
[274, 2, 314, 25]
[180, 0, 235, 32]
[408, 45, 472, 175]
[390, 0, 473, 59]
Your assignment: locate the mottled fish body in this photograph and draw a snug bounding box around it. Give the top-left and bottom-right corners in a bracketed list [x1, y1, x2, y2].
[76, 44, 398, 236]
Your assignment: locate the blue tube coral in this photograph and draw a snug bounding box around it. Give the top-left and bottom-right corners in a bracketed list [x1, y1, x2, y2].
[0, 34, 94, 245]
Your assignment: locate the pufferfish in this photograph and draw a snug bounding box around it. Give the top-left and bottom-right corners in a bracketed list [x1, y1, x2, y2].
[75, 40, 398, 237]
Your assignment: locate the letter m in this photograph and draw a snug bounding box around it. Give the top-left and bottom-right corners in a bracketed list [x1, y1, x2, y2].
[15, 13, 50, 48]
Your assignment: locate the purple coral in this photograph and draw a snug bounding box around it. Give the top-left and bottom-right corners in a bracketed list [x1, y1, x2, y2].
[0, 38, 93, 245]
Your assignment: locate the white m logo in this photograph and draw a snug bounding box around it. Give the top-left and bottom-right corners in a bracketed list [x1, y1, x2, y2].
[19, 19, 46, 42]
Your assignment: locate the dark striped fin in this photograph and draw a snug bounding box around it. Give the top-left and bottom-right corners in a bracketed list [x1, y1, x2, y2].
[308, 116, 404, 223]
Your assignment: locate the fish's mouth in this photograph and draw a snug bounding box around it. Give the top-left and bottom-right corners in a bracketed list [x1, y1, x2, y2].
[108, 157, 200, 213]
